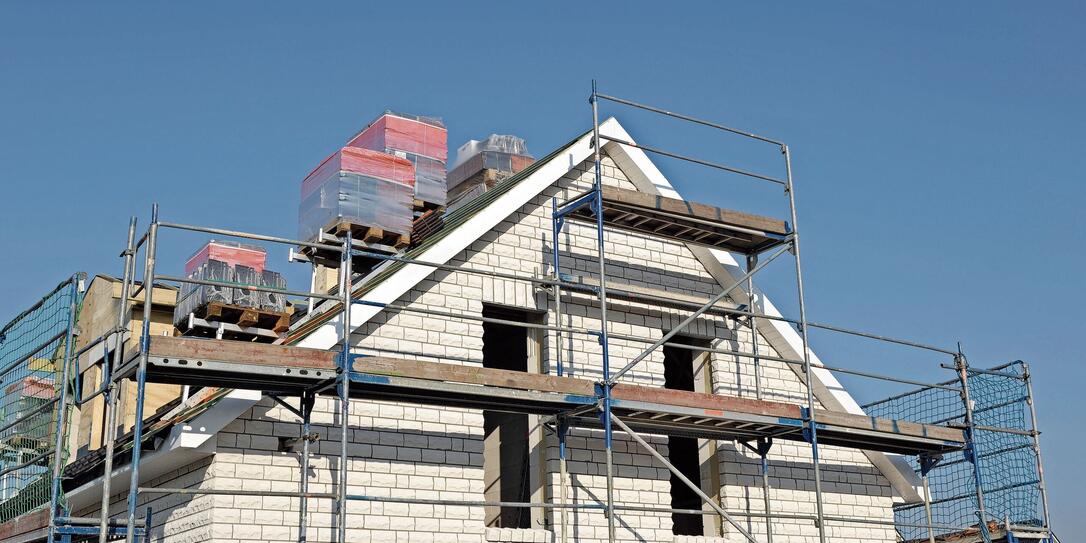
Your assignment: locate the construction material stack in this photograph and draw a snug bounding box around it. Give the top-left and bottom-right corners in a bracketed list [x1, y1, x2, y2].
[173, 241, 290, 338]
[298, 146, 415, 248]
[447, 134, 534, 211]
[347, 111, 449, 212]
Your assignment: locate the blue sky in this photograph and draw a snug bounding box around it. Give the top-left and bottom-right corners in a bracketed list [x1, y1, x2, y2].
[2, 2, 1082, 536]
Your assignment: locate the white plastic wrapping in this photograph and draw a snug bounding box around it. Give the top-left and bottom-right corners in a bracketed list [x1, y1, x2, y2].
[233, 265, 260, 308]
[259, 270, 287, 312]
[391, 150, 447, 206]
[447, 134, 534, 191]
[298, 171, 414, 242]
[451, 134, 531, 170]
[174, 259, 233, 326]
[174, 259, 289, 328]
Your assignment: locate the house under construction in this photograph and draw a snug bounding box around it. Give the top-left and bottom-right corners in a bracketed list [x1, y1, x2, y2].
[0, 85, 1055, 543]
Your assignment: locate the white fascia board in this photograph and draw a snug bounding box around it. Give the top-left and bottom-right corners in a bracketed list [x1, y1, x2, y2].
[64, 389, 261, 512]
[297, 119, 613, 350]
[601, 123, 925, 503]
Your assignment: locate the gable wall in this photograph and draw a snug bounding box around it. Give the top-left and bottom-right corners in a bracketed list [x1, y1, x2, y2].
[203, 152, 895, 542]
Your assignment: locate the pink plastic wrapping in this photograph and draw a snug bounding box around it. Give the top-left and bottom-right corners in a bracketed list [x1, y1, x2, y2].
[348, 112, 447, 162]
[185, 241, 266, 276]
[347, 111, 449, 207]
[396, 151, 446, 206]
[301, 147, 415, 200]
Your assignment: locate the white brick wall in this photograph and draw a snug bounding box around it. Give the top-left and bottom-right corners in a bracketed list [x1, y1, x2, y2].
[73, 457, 216, 543]
[78, 152, 898, 542]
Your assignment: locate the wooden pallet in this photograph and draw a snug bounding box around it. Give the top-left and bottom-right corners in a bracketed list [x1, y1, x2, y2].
[328, 221, 410, 250]
[296, 222, 410, 270]
[413, 198, 444, 214]
[174, 313, 282, 343]
[192, 301, 290, 333]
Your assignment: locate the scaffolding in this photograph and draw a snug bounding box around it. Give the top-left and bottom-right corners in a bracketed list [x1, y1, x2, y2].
[0, 83, 1054, 543]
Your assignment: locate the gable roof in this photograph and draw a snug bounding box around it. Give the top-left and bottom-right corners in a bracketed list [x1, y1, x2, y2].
[287, 118, 925, 502]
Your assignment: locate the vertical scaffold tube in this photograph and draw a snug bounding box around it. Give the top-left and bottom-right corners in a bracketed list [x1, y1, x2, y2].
[955, 351, 991, 543]
[100, 216, 138, 543]
[126, 204, 159, 543]
[558, 418, 569, 543]
[922, 473, 936, 543]
[47, 275, 81, 543]
[782, 146, 826, 543]
[590, 79, 616, 543]
[746, 254, 772, 543]
[919, 453, 941, 543]
[1021, 363, 1052, 537]
[299, 392, 315, 543]
[552, 197, 563, 377]
[337, 232, 353, 543]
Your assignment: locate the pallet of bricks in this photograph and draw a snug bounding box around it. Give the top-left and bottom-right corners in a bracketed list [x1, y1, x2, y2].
[298, 145, 416, 252]
[173, 241, 290, 339]
[348, 110, 449, 214]
[298, 111, 449, 249]
[446, 134, 533, 212]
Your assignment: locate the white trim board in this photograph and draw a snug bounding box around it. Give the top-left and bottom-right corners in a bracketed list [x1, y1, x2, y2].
[64, 389, 261, 512]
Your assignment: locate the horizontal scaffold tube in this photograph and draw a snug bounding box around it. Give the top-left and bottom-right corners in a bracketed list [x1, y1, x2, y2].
[355, 247, 957, 356]
[351, 293, 961, 392]
[157, 221, 344, 253]
[155, 274, 340, 302]
[594, 92, 785, 146]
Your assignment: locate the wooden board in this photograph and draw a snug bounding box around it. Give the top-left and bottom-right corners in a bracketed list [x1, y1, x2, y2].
[149, 335, 337, 369]
[599, 186, 788, 235]
[116, 380, 182, 438]
[0, 508, 48, 541]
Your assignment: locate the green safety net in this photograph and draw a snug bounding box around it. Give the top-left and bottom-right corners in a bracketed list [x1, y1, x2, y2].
[0, 276, 81, 523]
[864, 362, 1043, 541]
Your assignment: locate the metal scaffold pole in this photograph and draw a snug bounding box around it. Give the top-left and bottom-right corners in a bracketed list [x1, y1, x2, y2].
[782, 145, 827, 543]
[590, 79, 617, 543]
[552, 196, 564, 378]
[919, 454, 941, 543]
[298, 391, 315, 543]
[99, 216, 138, 543]
[1021, 362, 1052, 537]
[337, 232, 354, 543]
[955, 349, 992, 543]
[558, 417, 570, 543]
[126, 204, 159, 543]
[746, 254, 773, 543]
[46, 275, 82, 543]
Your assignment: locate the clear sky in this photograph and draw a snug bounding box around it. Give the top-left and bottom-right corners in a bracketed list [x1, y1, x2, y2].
[2, 2, 1082, 536]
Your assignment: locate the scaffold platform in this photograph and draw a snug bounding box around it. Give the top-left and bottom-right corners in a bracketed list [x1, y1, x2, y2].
[116, 336, 966, 456]
[562, 185, 791, 254]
